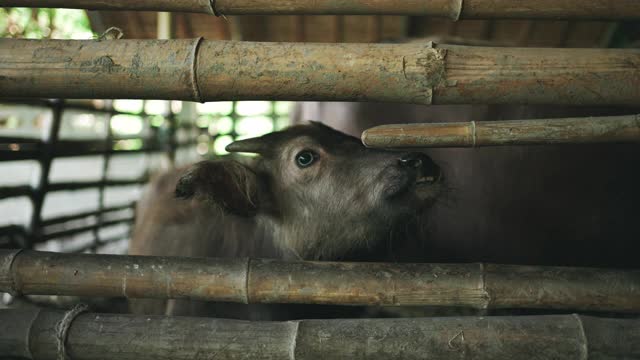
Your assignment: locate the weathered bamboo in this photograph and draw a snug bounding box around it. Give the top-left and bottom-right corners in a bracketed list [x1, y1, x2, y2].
[1, 39, 639, 106]
[4, 0, 215, 14]
[2, 250, 639, 312]
[1, 307, 639, 359]
[362, 114, 640, 148]
[6, 0, 640, 20]
[435, 45, 640, 105]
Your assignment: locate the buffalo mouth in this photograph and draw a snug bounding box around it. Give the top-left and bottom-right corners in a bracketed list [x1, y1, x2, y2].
[416, 174, 439, 185]
[386, 161, 442, 199]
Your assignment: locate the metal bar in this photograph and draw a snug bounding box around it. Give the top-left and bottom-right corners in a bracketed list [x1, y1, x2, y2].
[91, 103, 116, 252]
[167, 110, 178, 164]
[47, 179, 146, 192]
[1, 99, 145, 115]
[362, 114, 640, 148]
[0, 181, 141, 212]
[71, 234, 129, 253]
[0, 137, 41, 144]
[1, 308, 639, 360]
[0, 151, 41, 162]
[2, 39, 639, 106]
[39, 218, 133, 242]
[1, 99, 110, 114]
[0, 225, 28, 237]
[26, 100, 63, 248]
[55, 143, 165, 157]
[0, 139, 165, 162]
[2, 168, 149, 204]
[4, 0, 640, 20]
[40, 203, 134, 227]
[1, 250, 638, 313]
[0, 225, 28, 248]
[0, 186, 32, 200]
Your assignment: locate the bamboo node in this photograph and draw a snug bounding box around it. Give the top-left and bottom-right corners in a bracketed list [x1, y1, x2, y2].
[405, 42, 448, 105]
[1, 249, 23, 296]
[209, 0, 221, 16]
[289, 321, 301, 360]
[448, 330, 466, 349]
[56, 303, 89, 360]
[470, 121, 477, 147]
[190, 37, 204, 103]
[97, 27, 124, 41]
[243, 257, 251, 304]
[423, 44, 447, 104]
[479, 262, 491, 308]
[451, 0, 464, 21]
[573, 314, 589, 360]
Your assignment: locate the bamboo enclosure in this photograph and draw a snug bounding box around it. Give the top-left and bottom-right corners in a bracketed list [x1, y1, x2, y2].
[6, 0, 640, 20]
[1, 1, 640, 359]
[362, 114, 640, 148]
[2, 250, 639, 313]
[1, 39, 639, 106]
[2, 307, 640, 360]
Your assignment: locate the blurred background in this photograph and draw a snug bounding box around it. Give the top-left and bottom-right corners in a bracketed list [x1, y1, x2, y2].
[0, 8, 296, 255]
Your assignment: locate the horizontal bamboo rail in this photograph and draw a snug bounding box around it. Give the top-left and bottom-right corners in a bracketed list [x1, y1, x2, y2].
[2, 307, 639, 359]
[6, 0, 640, 20]
[1, 39, 639, 106]
[2, 250, 639, 312]
[362, 114, 640, 148]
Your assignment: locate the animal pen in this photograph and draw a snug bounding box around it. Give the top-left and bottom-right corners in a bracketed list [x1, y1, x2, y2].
[1, 1, 640, 359]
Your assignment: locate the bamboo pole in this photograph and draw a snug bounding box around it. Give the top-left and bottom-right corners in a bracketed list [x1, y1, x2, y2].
[5, 0, 217, 15]
[1, 307, 639, 360]
[362, 114, 640, 148]
[1, 39, 639, 106]
[2, 250, 639, 313]
[5, 0, 640, 20]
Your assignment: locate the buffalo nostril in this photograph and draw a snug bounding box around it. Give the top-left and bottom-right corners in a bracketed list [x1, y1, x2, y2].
[399, 153, 423, 168]
[433, 166, 443, 182]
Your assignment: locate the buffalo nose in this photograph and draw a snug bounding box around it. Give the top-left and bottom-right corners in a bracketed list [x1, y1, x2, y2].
[398, 153, 423, 168]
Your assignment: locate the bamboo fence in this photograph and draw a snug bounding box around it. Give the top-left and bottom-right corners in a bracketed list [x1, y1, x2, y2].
[1, 39, 639, 106]
[2, 250, 639, 313]
[5, 0, 640, 20]
[362, 114, 640, 148]
[2, 307, 639, 359]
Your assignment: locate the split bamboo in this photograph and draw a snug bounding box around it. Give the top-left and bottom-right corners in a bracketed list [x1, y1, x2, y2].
[5, 0, 640, 20]
[1, 250, 639, 313]
[362, 114, 640, 148]
[1, 39, 639, 106]
[1, 307, 639, 359]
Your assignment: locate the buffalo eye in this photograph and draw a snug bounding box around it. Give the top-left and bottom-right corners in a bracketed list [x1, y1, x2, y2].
[295, 150, 317, 168]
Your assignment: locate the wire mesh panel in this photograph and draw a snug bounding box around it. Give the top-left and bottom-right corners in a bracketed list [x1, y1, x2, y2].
[193, 101, 291, 157]
[0, 99, 292, 255]
[0, 100, 163, 253]
[0, 97, 292, 324]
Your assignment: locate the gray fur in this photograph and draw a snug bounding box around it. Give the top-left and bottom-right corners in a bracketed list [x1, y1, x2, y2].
[129, 122, 442, 317]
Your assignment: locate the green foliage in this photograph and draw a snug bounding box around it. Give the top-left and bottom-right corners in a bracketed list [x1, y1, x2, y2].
[0, 8, 94, 39]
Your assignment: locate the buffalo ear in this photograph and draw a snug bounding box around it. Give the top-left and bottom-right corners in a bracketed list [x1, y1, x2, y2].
[175, 160, 259, 217]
